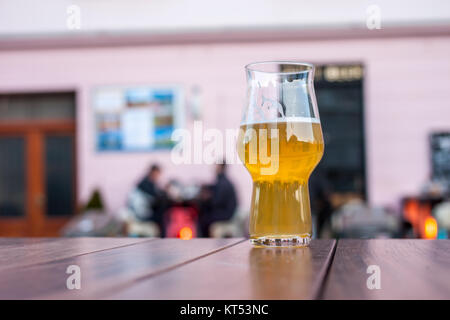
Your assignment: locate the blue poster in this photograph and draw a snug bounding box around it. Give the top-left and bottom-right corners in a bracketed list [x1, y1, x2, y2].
[93, 86, 183, 152]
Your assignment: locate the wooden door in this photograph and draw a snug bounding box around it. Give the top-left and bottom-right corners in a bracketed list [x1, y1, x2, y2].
[0, 93, 76, 236]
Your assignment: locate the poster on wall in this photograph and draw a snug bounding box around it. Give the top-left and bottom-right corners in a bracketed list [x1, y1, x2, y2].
[93, 85, 183, 151]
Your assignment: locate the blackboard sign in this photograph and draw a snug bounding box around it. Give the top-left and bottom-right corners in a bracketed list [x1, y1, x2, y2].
[431, 132, 450, 183]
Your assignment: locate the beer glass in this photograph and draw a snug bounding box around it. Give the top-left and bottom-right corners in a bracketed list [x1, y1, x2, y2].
[237, 61, 324, 247]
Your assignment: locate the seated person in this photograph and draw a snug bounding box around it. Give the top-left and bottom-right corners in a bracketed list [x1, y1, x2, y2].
[136, 164, 168, 235]
[198, 163, 238, 237]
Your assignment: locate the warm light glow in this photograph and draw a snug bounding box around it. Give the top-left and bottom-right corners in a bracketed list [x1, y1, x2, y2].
[404, 200, 419, 225]
[179, 227, 193, 240]
[424, 216, 438, 239]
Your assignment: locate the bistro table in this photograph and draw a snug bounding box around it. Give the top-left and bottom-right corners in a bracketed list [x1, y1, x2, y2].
[0, 238, 448, 299]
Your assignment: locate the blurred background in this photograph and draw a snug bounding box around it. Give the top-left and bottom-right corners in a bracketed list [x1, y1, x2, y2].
[0, 0, 449, 240]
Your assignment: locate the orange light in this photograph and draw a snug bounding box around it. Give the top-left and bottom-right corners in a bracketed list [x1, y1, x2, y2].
[178, 227, 193, 240]
[404, 200, 419, 225]
[424, 216, 438, 239]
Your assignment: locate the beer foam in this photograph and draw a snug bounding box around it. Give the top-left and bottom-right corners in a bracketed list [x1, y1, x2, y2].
[242, 116, 320, 125]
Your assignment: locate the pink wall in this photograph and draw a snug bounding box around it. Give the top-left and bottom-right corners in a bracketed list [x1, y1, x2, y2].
[0, 35, 449, 213]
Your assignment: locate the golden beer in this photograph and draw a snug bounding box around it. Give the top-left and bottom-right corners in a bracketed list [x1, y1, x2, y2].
[238, 120, 324, 245]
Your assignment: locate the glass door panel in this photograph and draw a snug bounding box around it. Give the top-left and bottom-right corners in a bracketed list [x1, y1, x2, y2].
[45, 135, 75, 217]
[0, 137, 26, 217]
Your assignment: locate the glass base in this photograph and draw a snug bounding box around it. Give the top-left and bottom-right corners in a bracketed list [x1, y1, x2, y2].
[250, 235, 311, 247]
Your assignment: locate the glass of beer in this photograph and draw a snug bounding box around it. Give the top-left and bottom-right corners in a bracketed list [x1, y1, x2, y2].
[237, 61, 324, 247]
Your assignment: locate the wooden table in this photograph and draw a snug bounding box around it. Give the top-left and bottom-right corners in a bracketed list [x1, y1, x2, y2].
[0, 238, 448, 299]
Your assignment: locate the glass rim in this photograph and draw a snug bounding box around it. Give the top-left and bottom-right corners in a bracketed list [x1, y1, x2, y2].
[245, 61, 314, 75]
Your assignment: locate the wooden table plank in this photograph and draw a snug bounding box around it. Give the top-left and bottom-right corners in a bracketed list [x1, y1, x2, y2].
[322, 239, 450, 300]
[0, 237, 150, 271]
[0, 238, 243, 299]
[107, 239, 336, 300]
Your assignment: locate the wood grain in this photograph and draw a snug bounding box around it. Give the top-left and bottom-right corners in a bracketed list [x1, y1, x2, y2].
[0, 237, 151, 270]
[322, 239, 450, 300]
[0, 238, 242, 299]
[107, 239, 336, 300]
[2, 238, 448, 300]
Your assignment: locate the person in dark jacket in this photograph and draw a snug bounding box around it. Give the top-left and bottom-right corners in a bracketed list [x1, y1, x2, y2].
[136, 164, 168, 234]
[198, 163, 238, 237]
